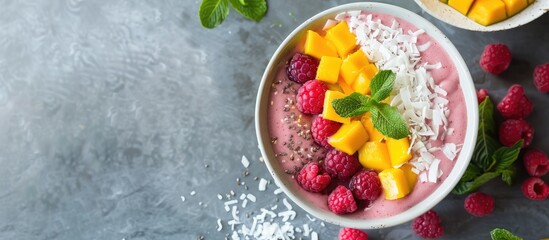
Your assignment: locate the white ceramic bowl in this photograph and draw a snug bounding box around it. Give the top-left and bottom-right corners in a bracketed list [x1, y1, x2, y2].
[415, 0, 548, 31]
[255, 2, 478, 229]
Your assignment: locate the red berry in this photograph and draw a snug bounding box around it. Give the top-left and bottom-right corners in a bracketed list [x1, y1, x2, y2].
[338, 228, 368, 240]
[349, 170, 382, 201]
[533, 63, 549, 93]
[498, 119, 533, 148]
[412, 210, 444, 239]
[521, 177, 549, 200]
[324, 149, 361, 180]
[296, 80, 327, 114]
[496, 84, 533, 120]
[464, 192, 495, 217]
[523, 149, 549, 177]
[296, 162, 331, 193]
[286, 53, 319, 84]
[477, 88, 489, 104]
[479, 43, 512, 75]
[311, 116, 341, 149]
[328, 185, 357, 214]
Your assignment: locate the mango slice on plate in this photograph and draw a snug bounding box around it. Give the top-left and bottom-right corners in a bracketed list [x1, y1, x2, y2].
[468, 0, 508, 26]
[324, 21, 357, 57]
[358, 141, 392, 171]
[329, 120, 369, 155]
[316, 56, 342, 84]
[501, 0, 528, 16]
[448, 0, 475, 15]
[304, 30, 338, 59]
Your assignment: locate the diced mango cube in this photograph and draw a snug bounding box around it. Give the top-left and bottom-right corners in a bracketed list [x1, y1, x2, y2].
[304, 30, 338, 59]
[322, 90, 351, 124]
[325, 21, 357, 57]
[448, 0, 475, 15]
[326, 82, 343, 92]
[386, 137, 413, 167]
[316, 56, 342, 84]
[399, 164, 418, 190]
[358, 141, 392, 171]
[338, 79, 355, 95]
[379, 168, 411, 200]
[360, 114, 385, 142]
[501, 0, 528, 16]
[329, 120, 369, 155]
[351, 64, 378, 95]
[340, 50, 370, 85]
[468, 0, 507, 26]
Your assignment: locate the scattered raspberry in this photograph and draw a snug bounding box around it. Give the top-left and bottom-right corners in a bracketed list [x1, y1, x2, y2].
[533, 63, 549, 93]
[479, 43, 512, 75]
[523, 149, 549, 177]
[328, 185, 357, 214]
[521, 177, 549, 200]
[296, 80, 327, 114]
[311, 116, 341, 149]
[338, 228, 368, 240]
[496, 84, 533, 120]
[296, 162, 331, 193]
[286, 53, 319, 84]
[349, 170, 382, 201]
[464, 192, 495, 217]
[477, 88, 489, 104]
[324, 149, 361, 180]
[498, 119, 533, 148]
[411, 210, 444, 239]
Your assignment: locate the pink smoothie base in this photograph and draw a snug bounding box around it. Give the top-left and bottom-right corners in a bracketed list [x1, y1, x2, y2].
[267, 11, 467, 219]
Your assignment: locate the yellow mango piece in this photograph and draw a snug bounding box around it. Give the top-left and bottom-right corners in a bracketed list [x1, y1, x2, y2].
[468, 0, 508, 26]
[325, 21, 357, 57]
[351, 64, 378, 95]
[316, 56, 342, 84]
[340, 50, 370, 85]
[386, 137, 413, 167]
[304, 30, 338, 59]
[379, 168, 411, 200]
[439, 0, 448, 3]
[326, 82, 343, 92]
[501, 0, 528, 16]
[527, 0, 534, 4]
[448, 0, 475, 15]
[322, 90, 351, 124]
[358, 141, 392, 171]
[360, 114, 385, 142]
[338, 79, 355, 95]
[329, 121, 369, 155]
[399, 164, 418, 190]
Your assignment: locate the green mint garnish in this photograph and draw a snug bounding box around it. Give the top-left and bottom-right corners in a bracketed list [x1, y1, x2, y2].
[331, 70, 408, 139]
[199, 0, 267, 29]
[490, 228, 523, 240]
[452, 97, 523, 195]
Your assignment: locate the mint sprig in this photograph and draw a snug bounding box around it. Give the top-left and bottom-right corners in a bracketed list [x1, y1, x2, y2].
[452, 97, 523, 195]
[490, 228, 523, 240]
[332, 70, 408, 139]
[199, 0, 267, 29]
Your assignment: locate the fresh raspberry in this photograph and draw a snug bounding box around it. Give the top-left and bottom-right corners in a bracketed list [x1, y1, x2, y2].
[479, 43, 512, 75]
[311, 116, 341, 149]
[523, 149, 549, 177]
[477, 88, 489, 104]
[338, 228, 368, 240]
[498, 119, 534, 148]
[496, 84, 533, 120]
[533, 63, 549, 93]
[296, 80, 327, 114]
[286, 53, 319, 84]
[464, 192, 495, 217]
[324, 149, 361, 180]
[411, 210, 444, 239]
[328, 185, 357, 214]
[296, 162, 331, 193]
[521, 177, 549, 200]
[349, 170, 382, 201]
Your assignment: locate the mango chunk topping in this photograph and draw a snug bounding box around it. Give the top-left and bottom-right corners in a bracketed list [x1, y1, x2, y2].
[360, 114, 385, 142]
[316, 56, 342, 84]
[386, 137, 413, 168]
[322, 90, 350, 124]
[324, 21, 357, 57]
[304, 30, 338, 59]
[329, 120, 369, 155]
[358, 141, 392, 171]
[340, 50, 371, 85]
[351, 64, 378, 95]
[379, 168, 411, 200]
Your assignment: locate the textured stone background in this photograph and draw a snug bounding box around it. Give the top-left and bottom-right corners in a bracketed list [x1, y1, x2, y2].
[0, 0, 548, 239]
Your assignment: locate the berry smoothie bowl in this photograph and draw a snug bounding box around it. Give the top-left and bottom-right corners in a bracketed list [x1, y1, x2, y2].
[255, 3, 478, 229]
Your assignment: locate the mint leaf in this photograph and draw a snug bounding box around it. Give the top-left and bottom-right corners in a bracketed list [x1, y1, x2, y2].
[199, 0, 230, 29]
[472, 97, 499, 171]
[452, 172, 500, 195]
[500, 167, 515, 186]
[460, 163, 482, 182]
[490, 228, 523, 240]
[229, 0, 267, 22]
[491, 140, 523, 172]
[370, 102, 409, 139]
[332, 92, 373, 117]
[369, 70, 396, 101]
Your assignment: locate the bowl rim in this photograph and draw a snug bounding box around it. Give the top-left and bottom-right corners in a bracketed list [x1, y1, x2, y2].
[255, 2, 479, 229]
